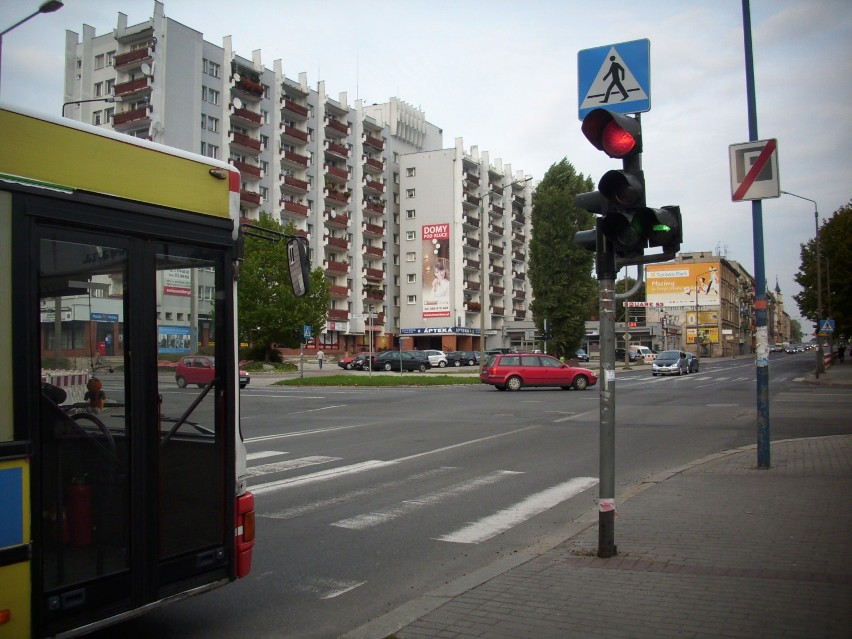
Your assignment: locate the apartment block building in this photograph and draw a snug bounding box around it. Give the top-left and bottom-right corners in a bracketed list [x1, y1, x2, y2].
[63, 1, 533, 355]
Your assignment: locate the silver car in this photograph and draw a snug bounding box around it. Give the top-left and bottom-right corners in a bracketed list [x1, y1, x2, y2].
[420, 349, 448, 368]
[651, 350, 689, 376]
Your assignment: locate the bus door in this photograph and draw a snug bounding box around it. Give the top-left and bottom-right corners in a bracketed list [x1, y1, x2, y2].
[29, 208, 233, 636]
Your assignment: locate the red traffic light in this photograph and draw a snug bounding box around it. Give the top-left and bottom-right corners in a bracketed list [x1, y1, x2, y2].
[580, 108, 642, 159]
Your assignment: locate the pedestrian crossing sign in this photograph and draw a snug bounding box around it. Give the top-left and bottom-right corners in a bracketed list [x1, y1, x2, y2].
[578, 39, 651, 119]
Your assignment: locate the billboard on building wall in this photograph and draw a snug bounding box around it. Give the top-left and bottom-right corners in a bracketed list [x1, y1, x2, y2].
[646, 262, 721, 308]
[422, 223, 451, 318]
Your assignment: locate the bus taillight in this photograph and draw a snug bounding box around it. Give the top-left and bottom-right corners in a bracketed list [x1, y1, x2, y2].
[235, 491, 255, 578]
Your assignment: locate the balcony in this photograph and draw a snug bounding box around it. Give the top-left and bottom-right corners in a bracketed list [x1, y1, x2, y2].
[513, 214, 525, 226]
[513, 289, 526, 301]
[364, 244, 384, 259]
[281, 98, 309, 120]
[281, 150, 309, 170]
[492, 265, 505, 276]
[229, 131, 262, 154]
[464, 237, 480, 250]
[363, 156, 384, 174]
[328, 308, 349, 321]
[465, 301, 482, 312]
[281, 175, 309, 195]
[114, 77, 151, 99]
[325, 260, 349, 275]
[112, 106, 150, 129]
[491, 306, 505, 316]
[490, 203, 504, 216]
[324, 164, 349, 183]
[329, 284, 350, 299]
[490, 286, 504, 296]
[114, 46, 152, 71]
[462, 194, 480, 210]
[489, 224, 504, 236]
[513, 250, 526, 262]
[489, 244, 504, 257]
[230, 106, 262, 128]
[324, 140, 349, 159]
[463, 258, 480, 271]
[362, 222, 384, 238]
[233, 76, 264, 101]
[463, 214, 479, 229]
[513, 271, 526, 281]
[364, 267, 384, 282]
[231, 159, 261, 180]
[465, 280, 481, 292]
[281, 124, 309, 146]
[514, 311, 527, 321]
[325, 117, 349, 137]
[512, 196, 526, 208]
[240, 189, 261, 206]
[325, 236, 349, 253]
[512, 232, 525, 245]
[281, 200, 309, 217]
[363, 134, 384, 151]
[363, 200, 384, 217]
[362, 179, 384, 195]
[324, 211, 350, 228]
[364, 289, 385, 302]
[464, 172, 480, 186]
[324, 189, 350, 206]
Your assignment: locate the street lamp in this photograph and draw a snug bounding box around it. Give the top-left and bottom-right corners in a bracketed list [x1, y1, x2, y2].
[781, 190, 823, 377]
[479, 176, 532, 371]
[62, 96, 123, 117]
[0, 1, 64, 93]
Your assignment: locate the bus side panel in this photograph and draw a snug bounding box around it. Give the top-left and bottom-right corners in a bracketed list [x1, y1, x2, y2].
[0, 459, 32, 639]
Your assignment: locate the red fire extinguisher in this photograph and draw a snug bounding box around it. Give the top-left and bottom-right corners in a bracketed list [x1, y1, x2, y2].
[66, 475, 93, 547]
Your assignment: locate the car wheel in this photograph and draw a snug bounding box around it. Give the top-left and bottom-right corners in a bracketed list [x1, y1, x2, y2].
[176, 376, 187, 388]
[344, 363, 352, 370]
[383, 362, 392, 371]
[652, 372, 657, 377]
[506, 376, 523, 391]
[468, 359, 475, 366]
[418, 363, 427, 372]
[454, 360, 461, 367]
[572, 375, 589, 390]
[438, 361, 446, 368]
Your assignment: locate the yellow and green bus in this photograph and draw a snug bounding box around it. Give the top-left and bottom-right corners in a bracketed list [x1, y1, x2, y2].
[0, 104, 307, 638]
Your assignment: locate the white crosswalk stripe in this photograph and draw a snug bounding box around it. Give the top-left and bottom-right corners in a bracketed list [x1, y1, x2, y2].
[244, 455, 340, 478]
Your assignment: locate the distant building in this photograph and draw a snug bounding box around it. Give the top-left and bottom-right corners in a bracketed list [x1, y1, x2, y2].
[63, 1, 534, 354]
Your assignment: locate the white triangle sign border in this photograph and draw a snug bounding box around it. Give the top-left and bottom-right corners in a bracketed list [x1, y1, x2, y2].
[580, 47, 649, 111]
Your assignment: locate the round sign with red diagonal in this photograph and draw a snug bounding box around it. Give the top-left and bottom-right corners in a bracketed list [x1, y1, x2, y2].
[729, 139, 780, 201]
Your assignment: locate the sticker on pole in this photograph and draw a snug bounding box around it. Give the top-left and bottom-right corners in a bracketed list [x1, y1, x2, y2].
[729, 139, 780, 201]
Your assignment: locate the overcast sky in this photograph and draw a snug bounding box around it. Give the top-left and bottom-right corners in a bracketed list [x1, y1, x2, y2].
[3, 0, 851, 326]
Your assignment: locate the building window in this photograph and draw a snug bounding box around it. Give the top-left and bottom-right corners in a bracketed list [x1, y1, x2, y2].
[104, 108, 114, 123]
[259, 186, 268, 201]
[406, 252, 416, 262]
[203, 59, 220, 78]
[260, 134, 269, 148]
[260, 160, 269, 174]
[407, 295, 417, 305]
[208, 116, 219, 132]
[106, 50, 115, 66]
[406, 209, 415, 219]
[203, 87, 220, 105]
[201, 142, 220, 160]
[406, 230, 416, 240]
[105, 78, 115, 94]
[92, 110, 102, 125]
[94, 54, 105, 70]
[406, 189, 415, 198]
[406, 167, 415, 177]
[262, 110, 270, 124]
[94, 82, 103, 97]
[407, 274, 417, 283]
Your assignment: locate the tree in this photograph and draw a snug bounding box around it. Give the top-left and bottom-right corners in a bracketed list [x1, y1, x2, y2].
[238, 213, 329, 360]
[794, 200, 852, 339]
[529, 159, 597, 357]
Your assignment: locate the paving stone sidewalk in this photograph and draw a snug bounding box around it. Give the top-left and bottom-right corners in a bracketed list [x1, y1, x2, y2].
[354, 434, 852, 639]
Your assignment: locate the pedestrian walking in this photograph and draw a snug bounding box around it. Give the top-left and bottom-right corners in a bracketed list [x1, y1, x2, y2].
[316, 349, 324, 369]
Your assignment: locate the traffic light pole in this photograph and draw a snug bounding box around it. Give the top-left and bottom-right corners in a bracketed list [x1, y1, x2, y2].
[595, 220, 618, 558]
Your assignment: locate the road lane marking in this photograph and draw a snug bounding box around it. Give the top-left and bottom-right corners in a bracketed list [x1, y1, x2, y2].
[300, 577, 366, 600]
[553, 410, 597, 423]
[245, 423, 373, 442]
[330, 470, 522, 530]
[436, 476, 599, 544]
[244, 456, 340, 478]
[261, 467, 457, 520]
[247, 450, 289, 461]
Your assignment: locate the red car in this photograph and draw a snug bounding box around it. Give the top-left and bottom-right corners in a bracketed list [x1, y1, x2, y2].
[175, 355, 250, 388]
[480, 353, 597, 391]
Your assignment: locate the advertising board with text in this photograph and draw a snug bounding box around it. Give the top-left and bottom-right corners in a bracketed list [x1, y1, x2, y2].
[646, 262, 721, 308]
[422, 223, 451, 318]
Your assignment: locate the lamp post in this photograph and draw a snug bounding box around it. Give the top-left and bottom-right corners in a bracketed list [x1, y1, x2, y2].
[781, 191, 823, 377]
[62, 96, 123, 117]
[0, 1, 64, 93]
[479, 176, 532, 371]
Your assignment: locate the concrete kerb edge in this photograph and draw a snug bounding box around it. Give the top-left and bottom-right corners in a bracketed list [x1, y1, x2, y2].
[341, 440, 778, 639]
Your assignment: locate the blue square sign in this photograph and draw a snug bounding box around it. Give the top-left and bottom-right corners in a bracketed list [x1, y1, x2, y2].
[578, 39, 651, 119]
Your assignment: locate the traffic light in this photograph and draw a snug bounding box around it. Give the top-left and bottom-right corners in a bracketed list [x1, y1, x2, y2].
[573, 108, 682, 264]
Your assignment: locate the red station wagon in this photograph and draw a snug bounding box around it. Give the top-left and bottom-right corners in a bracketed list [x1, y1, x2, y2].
[480, 353, 597, 391]
[175, 355, 250, 388]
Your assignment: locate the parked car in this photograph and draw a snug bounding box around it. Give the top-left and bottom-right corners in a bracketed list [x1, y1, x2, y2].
[480, 353, 597, 392]
[574, 349, 590, 362]
[338, 354, 359, 370]
[338, 353, 373, 370]
[651, 350, 689, 376]
[420, 349, 448, 368]
[685, 352, 700, 373]
[175, 355, 250, 388]
[370, 350, 431, 372]
[615, 348, 640, 362]
[632, 346, 657, 363]
[447, 350, 480, 367]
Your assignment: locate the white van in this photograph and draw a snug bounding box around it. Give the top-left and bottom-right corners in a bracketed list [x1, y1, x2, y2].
[630, 346, 656, 363]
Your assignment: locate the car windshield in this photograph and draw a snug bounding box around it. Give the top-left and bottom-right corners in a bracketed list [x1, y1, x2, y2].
[657, 351, 681, 361]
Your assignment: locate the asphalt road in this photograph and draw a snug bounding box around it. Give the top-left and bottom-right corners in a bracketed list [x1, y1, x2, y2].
[92, 352, 848, 638]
